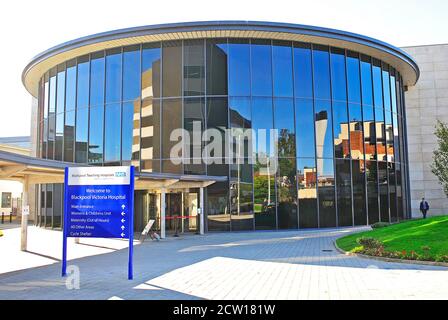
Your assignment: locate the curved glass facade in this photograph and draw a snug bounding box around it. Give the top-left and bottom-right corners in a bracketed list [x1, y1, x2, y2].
[36, 38, 410, 231]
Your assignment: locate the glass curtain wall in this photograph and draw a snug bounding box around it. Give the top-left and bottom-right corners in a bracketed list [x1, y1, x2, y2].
[36, 38, 409, 230]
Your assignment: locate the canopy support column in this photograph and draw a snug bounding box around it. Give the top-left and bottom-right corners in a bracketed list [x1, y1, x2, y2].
[20, 176, 29, 251]
[161, 189, 166, 239]
[200, 187, 204, 235]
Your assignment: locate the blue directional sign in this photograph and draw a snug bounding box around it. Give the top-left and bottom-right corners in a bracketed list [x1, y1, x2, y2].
[62, 166, 135, 279]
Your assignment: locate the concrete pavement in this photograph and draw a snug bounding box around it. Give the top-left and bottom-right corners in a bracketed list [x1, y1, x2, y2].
[0, 226, 447, 300]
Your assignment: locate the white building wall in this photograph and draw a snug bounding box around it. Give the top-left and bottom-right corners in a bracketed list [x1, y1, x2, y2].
[401, 44, 448, 217]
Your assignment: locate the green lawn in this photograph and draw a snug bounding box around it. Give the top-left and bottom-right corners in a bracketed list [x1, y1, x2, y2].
[336, 216, 448, 261]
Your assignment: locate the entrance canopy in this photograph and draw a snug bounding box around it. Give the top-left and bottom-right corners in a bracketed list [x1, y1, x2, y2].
[0, 150, 227, 189]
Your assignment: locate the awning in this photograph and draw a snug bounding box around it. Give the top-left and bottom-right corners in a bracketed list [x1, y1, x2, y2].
[0, 150, 227, 189]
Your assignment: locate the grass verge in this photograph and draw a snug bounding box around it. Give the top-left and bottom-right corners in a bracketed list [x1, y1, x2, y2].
[336, 216, 448, 263]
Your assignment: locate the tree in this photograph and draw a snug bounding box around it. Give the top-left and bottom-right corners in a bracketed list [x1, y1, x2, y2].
[431, 120, 448, 196]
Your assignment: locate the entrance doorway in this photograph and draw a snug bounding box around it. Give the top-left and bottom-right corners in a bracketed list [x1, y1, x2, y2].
[165, 191, 199, 235]
[134, 190, 200, 236]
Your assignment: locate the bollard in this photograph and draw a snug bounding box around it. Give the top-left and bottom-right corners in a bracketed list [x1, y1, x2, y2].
[10, 212, 12, 223]
[1, 212, 4, 224]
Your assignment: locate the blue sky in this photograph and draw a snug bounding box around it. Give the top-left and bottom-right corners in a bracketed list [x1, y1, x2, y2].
[1, 0, 447, 137]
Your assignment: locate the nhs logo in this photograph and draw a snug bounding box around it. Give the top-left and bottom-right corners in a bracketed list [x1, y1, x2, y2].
[115, 172, 127, 177]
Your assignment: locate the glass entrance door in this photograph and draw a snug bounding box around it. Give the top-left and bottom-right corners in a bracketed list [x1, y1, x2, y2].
[166, 193, 182, 234]
[183, 192, 198, 233]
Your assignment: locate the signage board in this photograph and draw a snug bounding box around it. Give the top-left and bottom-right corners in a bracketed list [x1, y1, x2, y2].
[142, 219, 155, 236]
[62, 166, 135, 280]
[22, 205, 30, 216]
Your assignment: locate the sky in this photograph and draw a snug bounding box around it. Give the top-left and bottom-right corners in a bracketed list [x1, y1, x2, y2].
[0, 0, 447, 138]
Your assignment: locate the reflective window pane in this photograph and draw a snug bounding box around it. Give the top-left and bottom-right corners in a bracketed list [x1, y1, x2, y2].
[161, 99, 182, 172]
[142, 43, 161, 99]
[229, 97, 252, 159]
[77, 56, 90, 108]
[393, 113, 401, 163]
[56, 66, 65, 115]
[313, 46, 331, 100]
[207, 181, 230, 232]
[104, 103, 121, 162]
[390, 73, 398, 114]
[251, 39, 272, 96]
[360, 55, 373, 106]
[162, 41, 182, 97]
[230, 161, 254, 231]
[64, 110, 75, 162]
[90, 52, 105, 106]
[389, 162, 397, 222]
[347, 52, 361, 104]
[55, 66, 65, 161]
[105, 49, 122, 103]
[385, 109, 394, 162]
[352, 159, 367, 225]
[298, 158, 318, 228]
[47, 70, 56, 159]
[382, 67, 391, 111]
[363, 105, 376, 160]
[396, 164, 404, 220]
[228, 39, 250, 96]
[375, 106, 386, 161]
[294, 43, 313, 99]
[277, 158, 298, 229]
[184, 40, 205, 96]
[274, 98, 295, 158]
[55, 112, 64, 161]
[315, 100, 333, 159]
[123, 46, 141, 102]
[330, 48, 347, 101]
[121, 101, 140, 168]
[317, 158, 336, 227]
[45, 184, 53, 227]
[88, 105, 104, 163]
[372, 60, 383, 108]
[378, 161, 389, 222]
[65, 60, 76, 112]
[254, 160, 276, 230]
[141, 99, 161, 172]
[366, 160, 379, 224]
[272, 41, 293, 97]
[206, 98, 228, 162]
[333, 101, 349, 158]
[230, 97, 251, 129]
[252, 97, 274, 160]
[206, 39, 228, 96]
[349, 104, 364, 160]
[75, 107, 88, 163]
[184, 98, 206, 175]
[295, 99, 315, 158]
[336, 159, 353, 226]
[53, 184, 62, 228]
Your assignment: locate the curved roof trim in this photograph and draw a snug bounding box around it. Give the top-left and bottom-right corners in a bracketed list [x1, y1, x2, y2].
[22, 21, 420, 97]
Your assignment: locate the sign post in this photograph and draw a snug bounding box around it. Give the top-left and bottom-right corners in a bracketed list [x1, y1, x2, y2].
[62, 166, 135, 280]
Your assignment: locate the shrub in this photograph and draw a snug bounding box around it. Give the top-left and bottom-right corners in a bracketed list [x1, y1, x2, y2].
[371, 222, 390, 229]
[435, 255, 448, 263]
[356, 237, 384, 249]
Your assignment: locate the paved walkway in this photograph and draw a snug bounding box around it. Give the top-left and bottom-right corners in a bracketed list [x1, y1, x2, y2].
[0, 227, 447, 300]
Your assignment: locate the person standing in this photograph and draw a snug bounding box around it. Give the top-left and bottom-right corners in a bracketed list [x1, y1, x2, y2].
[419, 198, 430, 219]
